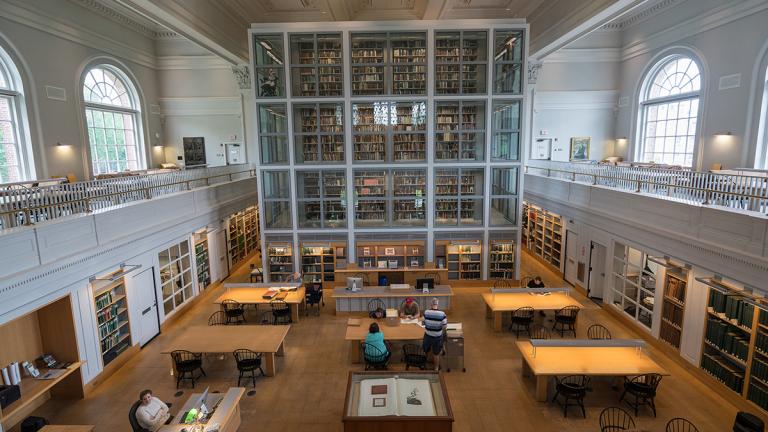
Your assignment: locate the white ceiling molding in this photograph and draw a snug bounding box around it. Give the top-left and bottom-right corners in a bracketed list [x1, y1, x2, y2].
[597, 0, 685, 32]
[159, 97, 243, 117]
[534, 90, 619, 111]
[0, 0, 156, 69]
[542, 47, 621, 63]
[70, 0, 159, 39]
[622, 0, 768, 61]
[156, 55, 232, 71]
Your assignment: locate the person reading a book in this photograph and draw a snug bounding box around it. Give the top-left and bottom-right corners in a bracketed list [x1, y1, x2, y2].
[135, 389, 173, 431]
[527, 275, 545, 288]
[364, 322, 390, 360]
[423, 298, 448, 371]
[399, 297, 420, 319]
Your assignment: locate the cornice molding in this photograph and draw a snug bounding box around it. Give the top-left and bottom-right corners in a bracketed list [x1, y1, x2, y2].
[156, 55, 231, 70]
[158, 97, 242, 117]
[542, 47, 621, 63]
[71, 0, 156, 38]
[597, 0, 684, 32]
[534, 90, 619, 111]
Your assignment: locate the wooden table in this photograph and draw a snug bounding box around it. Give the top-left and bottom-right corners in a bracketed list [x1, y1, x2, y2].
[39, 427, 94, 432]
[161, 325, 290, 376]
[216, 285, 305, 323]
[333, 285, 453, 313]
[345, 318, 424, 363]
[482, 291, 583, 331]
[515, 340, 669, 401]
[158, 387, 245, 432]
[0, 362, 85, 431]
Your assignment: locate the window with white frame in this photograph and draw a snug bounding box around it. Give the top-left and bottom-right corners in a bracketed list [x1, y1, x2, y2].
[159, 240, 194, 316]
[757, 66, 768, 169]
[83, 66, 144, 175]
[637, 56, 701, 167]
[0, 47, 30, 183]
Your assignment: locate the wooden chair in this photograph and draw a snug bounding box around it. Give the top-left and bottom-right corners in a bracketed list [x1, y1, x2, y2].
[529, 325, 551, 340]
[666, 418, 700, 432]
[270, 299, 292, 324]
[620, 373, 663, 416]
[207, 311, 228, 326]
[552, 375, 589, 418]
[587, 324, 612, 340]
[493, 278, 512, 289]
[361, 342, 391, 370]
[508, 306, 534, 337]
[424, 272, 442, 284]
[171, 350, 205, 388]
[599, 407, 636, 431]
[553, 305, 580, 337]
[221, 299, 246, 324]
[233, 349, 264, 387]
[402, 343, 427, 370]
[367, 298, 386, 319]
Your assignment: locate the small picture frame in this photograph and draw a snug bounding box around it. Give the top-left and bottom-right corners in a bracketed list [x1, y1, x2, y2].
[384, 247, 396, 256]
[363, 247, 371, 256]
[378, 260, 387, 269]
[410, 260, 420, 268]
[569, 137, 590, 161]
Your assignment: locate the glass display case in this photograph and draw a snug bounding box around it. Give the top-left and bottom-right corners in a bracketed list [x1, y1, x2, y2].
[350, 32, 427, 96]
[354, 170, 387, 227]
[352, 101, 427, 163]
[290, 33, 343, 97]
[259, 104, 289, 164]
[294, 103, 344, 163]
[297, 170, 346, 228]
[263, 170, 292, 228]
[391, 32, 427, 95]
[253, 34, 285, 98]
[435, 30, 487, 94]
[492, 100, 521, 161]
[434, 168, 483, 226]
[435, 101, 485, 161]
[393, 169, 426, 226]
[493, 30, 523, 94]
[351, 33, 386, 96]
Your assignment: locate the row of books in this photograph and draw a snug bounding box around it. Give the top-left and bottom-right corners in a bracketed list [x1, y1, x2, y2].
[709, 290, 755, 328]
[756, 331, 768, 355]
[751, 356, 768, 382]
[748, 382, 768, 410]
[705, 317, 750, 362]
[702, 352, 745, 392]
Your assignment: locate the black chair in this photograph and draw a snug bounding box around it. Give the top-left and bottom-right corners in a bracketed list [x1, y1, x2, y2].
[530, 325, 551, 340]
[666, 418, 700, 432]
[305, 284, 324, 316]
[493, 279, 512, 289]
[271, 299, 292, 324]
[553, 305, 580, 337]
[599, 406, 636, 431]
[171, 350, 205, 388]
[734, 411, 765, 432]
[367, 298, 386, 319]
[551, 375, 589, 418]
[361, 342, 391, 370]
[221, 299, 246, 324]
[233, 349, 265, 387]
[521, 276, 534, 288]
[129, 400, 149, 432]
[620, 373, 663, 417]
[208, 311, 228, 326]
[508, 306, 534, 337]
[424, 272, 442, 284]
[588, 324, 612, 340]
[402, 343, 427, 370]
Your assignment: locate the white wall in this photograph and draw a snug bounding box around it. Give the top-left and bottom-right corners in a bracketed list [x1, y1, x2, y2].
[0, 0, 164, 180]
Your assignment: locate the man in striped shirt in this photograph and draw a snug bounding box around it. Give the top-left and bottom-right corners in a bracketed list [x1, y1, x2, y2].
[422, 298, 447, 371]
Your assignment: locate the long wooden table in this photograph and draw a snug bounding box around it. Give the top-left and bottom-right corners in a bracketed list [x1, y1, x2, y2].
[333, 285, 453, 313]
[345, 318, 424, 363]
[216, 284, 305, 323]
[515, 340, 669, 401]
[161, 325, 290, 376]
[158, 387, 245, 432]
[482, 291, 583, 331]
[39, 426, 94, 432]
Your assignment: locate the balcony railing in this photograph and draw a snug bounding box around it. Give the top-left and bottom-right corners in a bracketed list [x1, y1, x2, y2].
[525, 160, 768, 215]
[0, 165, 257, 231]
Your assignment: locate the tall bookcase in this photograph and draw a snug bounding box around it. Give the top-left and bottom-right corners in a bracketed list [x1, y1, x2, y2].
[195, 238, 211, 290]
[301, 245, 336, 287]
[446, 244, 482, 280]
[659, 269, 688, 349]
[489, 241, 515, 279]
[522, 202, 563, 271]
[227, 205, 260, 269]
[268, 243, 294, 282]
[92, 277, 131, 367]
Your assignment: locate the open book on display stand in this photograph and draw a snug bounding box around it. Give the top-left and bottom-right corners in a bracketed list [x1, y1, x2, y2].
[358, 377, 435, 417]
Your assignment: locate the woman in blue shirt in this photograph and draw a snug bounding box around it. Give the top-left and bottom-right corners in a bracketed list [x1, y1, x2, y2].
[364, 322, 389, 360]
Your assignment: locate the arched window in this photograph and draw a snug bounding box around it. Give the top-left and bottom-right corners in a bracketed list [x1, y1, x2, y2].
[82, 65, 144, 175]
[638, 55, 701, 166]
[0, 46, 30, 182]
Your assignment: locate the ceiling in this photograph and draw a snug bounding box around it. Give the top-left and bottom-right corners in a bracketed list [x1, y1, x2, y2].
[111, 0, 649, 64]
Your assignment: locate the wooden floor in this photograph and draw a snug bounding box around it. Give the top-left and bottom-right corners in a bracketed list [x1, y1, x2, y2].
[31, 255, 751, 431]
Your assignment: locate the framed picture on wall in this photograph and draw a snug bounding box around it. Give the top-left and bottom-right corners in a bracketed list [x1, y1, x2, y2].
[569, 137, 590, 161]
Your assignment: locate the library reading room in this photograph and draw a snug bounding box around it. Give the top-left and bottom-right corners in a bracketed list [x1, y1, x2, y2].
[2, 0, 768, 431]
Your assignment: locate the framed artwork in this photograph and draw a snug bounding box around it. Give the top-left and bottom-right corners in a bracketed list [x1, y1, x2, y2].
[384, 247, 396, 256]
[569, 137, 590, 161]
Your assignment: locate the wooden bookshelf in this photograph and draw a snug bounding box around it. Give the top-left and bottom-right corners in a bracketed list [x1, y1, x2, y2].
[195, 236, 211, 290]
[446, 243, 482, 280]
[351, 33, 386, 95]
[356, 243, 425, 270]
[92, 277, 131, 367]
[227, 205, 260, 268]
[522, 202, 562, 270]
[489, 240, 515, 279]
[268, 243, 294, 282]
[301, 244, 336, 288]
[291, 33, 343, 97]
[660, 270, 688, 349]
[294, 103, 344, 163]
[391, 34, 427, 95]
[435, 30, 487, 94]
[350, 32, 426, 96]
[435, 101, 485, 161]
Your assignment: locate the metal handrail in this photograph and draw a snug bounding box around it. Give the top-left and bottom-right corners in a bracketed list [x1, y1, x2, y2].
[0, 165, 257, 230]
[525, 160, 768, 214]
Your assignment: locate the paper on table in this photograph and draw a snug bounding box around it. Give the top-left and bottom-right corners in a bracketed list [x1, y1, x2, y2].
[358, 378, 397, 416]
[396, 379, 436, 417]
[400, 318, 420, 325]
[358, 378, 436, 417]
[36, 368, 66, 380]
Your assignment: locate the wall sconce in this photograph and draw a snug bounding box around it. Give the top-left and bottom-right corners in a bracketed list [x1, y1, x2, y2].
[56, 142, 71, 147]
[714, 131, 732, 137]
[616, 137, 628, 144]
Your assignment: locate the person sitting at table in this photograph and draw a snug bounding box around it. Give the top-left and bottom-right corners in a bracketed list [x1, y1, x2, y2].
[135, 389, 173, 431]
[364, 322, 390, 360]
[527, 275, 545, 288]
[399, 297, 420, 319]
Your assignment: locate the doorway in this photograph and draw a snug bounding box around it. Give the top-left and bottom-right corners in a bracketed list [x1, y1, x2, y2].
[587, 241, 607, 300]
[134, 267, 160, 346]
[563, 230, 579, 286]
